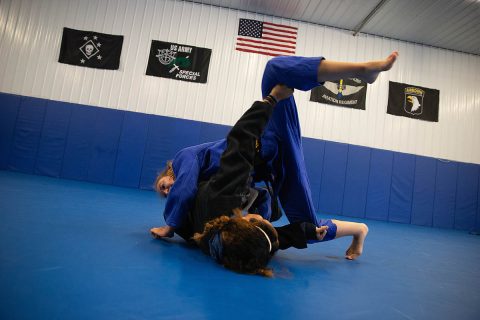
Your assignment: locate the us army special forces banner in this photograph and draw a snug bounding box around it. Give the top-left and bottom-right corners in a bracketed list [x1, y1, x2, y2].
[146, 41, 212, 83]
[387, 81, 439, 122]
[310, 78, 367, 110]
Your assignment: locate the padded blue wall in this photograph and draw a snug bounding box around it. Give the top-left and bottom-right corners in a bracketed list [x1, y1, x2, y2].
[410, 156, 436, 227]
[389, 153, 416, 224]
[35, 101, 72, 177]
[1, 92, 479, 231]
[342, 145, 371, 219]
[302, 138, 325, 210]
[113, 112, 148, 188]
[433, 161, 458, 228]
[365, 149, 394, 221]
[8, 97, 47, 173]
[318, 141, 348, 215]
[0, 94, 20, 169]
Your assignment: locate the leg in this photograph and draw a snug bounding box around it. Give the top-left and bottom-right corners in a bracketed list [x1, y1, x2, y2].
[317, 51, 398, 84]
[259, 54, 397, 226]
[210, 85, 293, 198]
[331, 219, 369, 260]
[189, 101, 275, 233]
[261, 102, 320, 226]
[194, 86, 293, 228]
[208, 102, 274, 199]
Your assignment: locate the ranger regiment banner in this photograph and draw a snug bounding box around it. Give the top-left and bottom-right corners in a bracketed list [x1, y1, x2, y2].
[58, 28, 124, 70]
[387, 81, 439, 122]
[146, 41, 212, 83]
[310, 78, 367, 110]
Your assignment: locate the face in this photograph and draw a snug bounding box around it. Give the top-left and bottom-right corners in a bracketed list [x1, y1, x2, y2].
[156, 176, 174, 197]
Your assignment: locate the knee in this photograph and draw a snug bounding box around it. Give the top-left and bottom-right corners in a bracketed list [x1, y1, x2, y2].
[359, 223, 369, 235]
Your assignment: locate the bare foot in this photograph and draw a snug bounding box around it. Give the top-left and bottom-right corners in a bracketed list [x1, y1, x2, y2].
[361, 51, 399, 84]
[345, 239, 363, 260]
[345, 224, 368, 260]
[150, 226, 174, 239]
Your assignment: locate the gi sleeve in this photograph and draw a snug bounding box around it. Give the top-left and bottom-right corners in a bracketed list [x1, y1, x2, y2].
[163, 149, 200, 228]
[261, 56, 325, 96]
[275, 222, 318, 250]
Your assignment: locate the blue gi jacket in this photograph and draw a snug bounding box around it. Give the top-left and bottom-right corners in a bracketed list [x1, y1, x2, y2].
[164, 56, 324, 228]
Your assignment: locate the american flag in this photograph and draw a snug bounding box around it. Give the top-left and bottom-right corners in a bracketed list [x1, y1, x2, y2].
[236, 18, 297, 57]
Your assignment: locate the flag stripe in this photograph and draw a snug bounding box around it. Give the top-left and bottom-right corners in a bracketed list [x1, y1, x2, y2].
[236, 42, 295, 54]
[236, 44, 292, 56]
[260, 36, 296, 45]
[262, 26, 298, 36]
[262, 31, 297, 40]
[236, 37, 296, 49]
[235, 47, 281, 57]
[263, 21, 297, 30]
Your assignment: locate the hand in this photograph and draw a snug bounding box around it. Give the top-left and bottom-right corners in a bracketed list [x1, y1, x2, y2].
[150, 226, 175, 239]
[269, 84, 294, 102]
[316, 226, 329, 241]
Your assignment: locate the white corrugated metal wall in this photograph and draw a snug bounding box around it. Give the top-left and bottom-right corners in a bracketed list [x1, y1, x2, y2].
[1, 0, 479, 164]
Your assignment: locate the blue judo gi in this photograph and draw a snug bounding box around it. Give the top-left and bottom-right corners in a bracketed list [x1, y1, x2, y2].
[164, 56, 326, 234]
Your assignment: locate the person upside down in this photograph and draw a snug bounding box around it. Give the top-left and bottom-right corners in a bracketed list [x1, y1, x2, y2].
[151, 52, 399, 276]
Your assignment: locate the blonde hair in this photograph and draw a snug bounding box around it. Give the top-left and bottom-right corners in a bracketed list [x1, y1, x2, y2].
[154, 160, 175, 193]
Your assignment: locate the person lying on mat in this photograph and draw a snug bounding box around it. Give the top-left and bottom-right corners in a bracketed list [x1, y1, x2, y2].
[153, 84, 368, 276]
[151, 53, 398, 274]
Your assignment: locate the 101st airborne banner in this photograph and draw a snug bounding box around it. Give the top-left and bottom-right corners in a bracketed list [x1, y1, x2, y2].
[146, 41, 212, 84]
[387, 81, 440, 122]
[310, 78, 367, 110]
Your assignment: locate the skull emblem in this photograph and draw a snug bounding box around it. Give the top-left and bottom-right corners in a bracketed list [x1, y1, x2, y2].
[85, 44, 94, 56]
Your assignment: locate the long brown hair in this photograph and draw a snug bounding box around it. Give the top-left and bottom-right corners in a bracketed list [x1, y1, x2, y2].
[154, 160, 175, 193]
[193, 210, 279, 277]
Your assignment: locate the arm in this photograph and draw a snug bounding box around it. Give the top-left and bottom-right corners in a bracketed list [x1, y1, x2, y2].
[151, 149, 201, 239]
[275, 222, 328, 250]
[164, 151, 200, 227]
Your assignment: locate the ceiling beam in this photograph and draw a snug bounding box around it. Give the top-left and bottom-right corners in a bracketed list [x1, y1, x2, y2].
[353, 0, 391, 36]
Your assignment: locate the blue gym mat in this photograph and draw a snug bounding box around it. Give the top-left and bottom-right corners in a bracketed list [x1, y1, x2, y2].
[1, 171, 479, 320]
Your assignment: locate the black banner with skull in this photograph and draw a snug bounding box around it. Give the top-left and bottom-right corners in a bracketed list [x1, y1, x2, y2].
[387, 81, 439, 122]
[58, 28, 123, 70]
[146, 41, 212, 83]
[310, 78, 367, 110]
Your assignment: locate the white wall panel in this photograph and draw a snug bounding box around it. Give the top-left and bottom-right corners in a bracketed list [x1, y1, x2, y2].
[1, 0, 479, 164]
